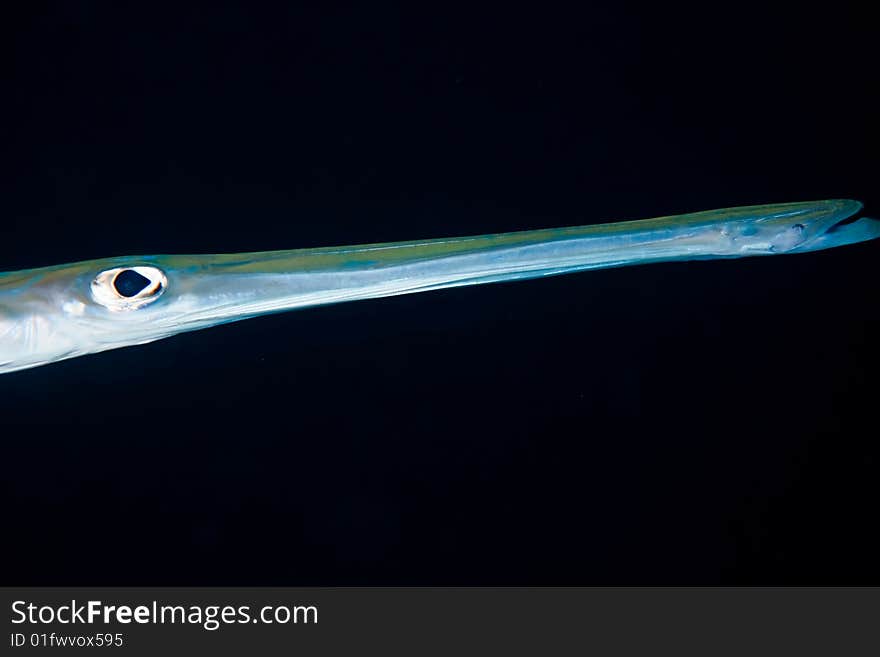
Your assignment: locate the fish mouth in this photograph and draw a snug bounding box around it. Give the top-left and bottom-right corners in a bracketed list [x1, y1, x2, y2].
[786, 200, 880, 253]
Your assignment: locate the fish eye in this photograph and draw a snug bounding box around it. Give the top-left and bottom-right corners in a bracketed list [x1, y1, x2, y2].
[91, 266, 168, 311]
[114, 269, 152, 297]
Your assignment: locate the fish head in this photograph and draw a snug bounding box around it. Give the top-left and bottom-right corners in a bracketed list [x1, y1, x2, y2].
[716, 199, 878, 255]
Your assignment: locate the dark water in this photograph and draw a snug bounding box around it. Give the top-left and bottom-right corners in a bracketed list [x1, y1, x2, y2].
[2, 4, 877, 584]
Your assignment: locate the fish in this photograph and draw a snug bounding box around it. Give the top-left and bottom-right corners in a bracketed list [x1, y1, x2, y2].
[1, 199, 877, 375]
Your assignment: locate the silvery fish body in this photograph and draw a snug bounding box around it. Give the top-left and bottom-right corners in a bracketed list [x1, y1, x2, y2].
[1, 199, 877, 375]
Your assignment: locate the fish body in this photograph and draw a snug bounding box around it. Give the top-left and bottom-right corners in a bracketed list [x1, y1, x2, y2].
[1, 199, 877, 375]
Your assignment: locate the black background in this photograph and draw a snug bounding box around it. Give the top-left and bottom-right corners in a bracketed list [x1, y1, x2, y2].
[1, 3, 877, 584]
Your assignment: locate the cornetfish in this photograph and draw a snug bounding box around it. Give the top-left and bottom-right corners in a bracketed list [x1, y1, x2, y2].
[1, 199, 878, 375]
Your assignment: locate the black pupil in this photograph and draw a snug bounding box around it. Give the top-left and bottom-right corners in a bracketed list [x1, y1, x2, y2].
[114, 269, 153, 297]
